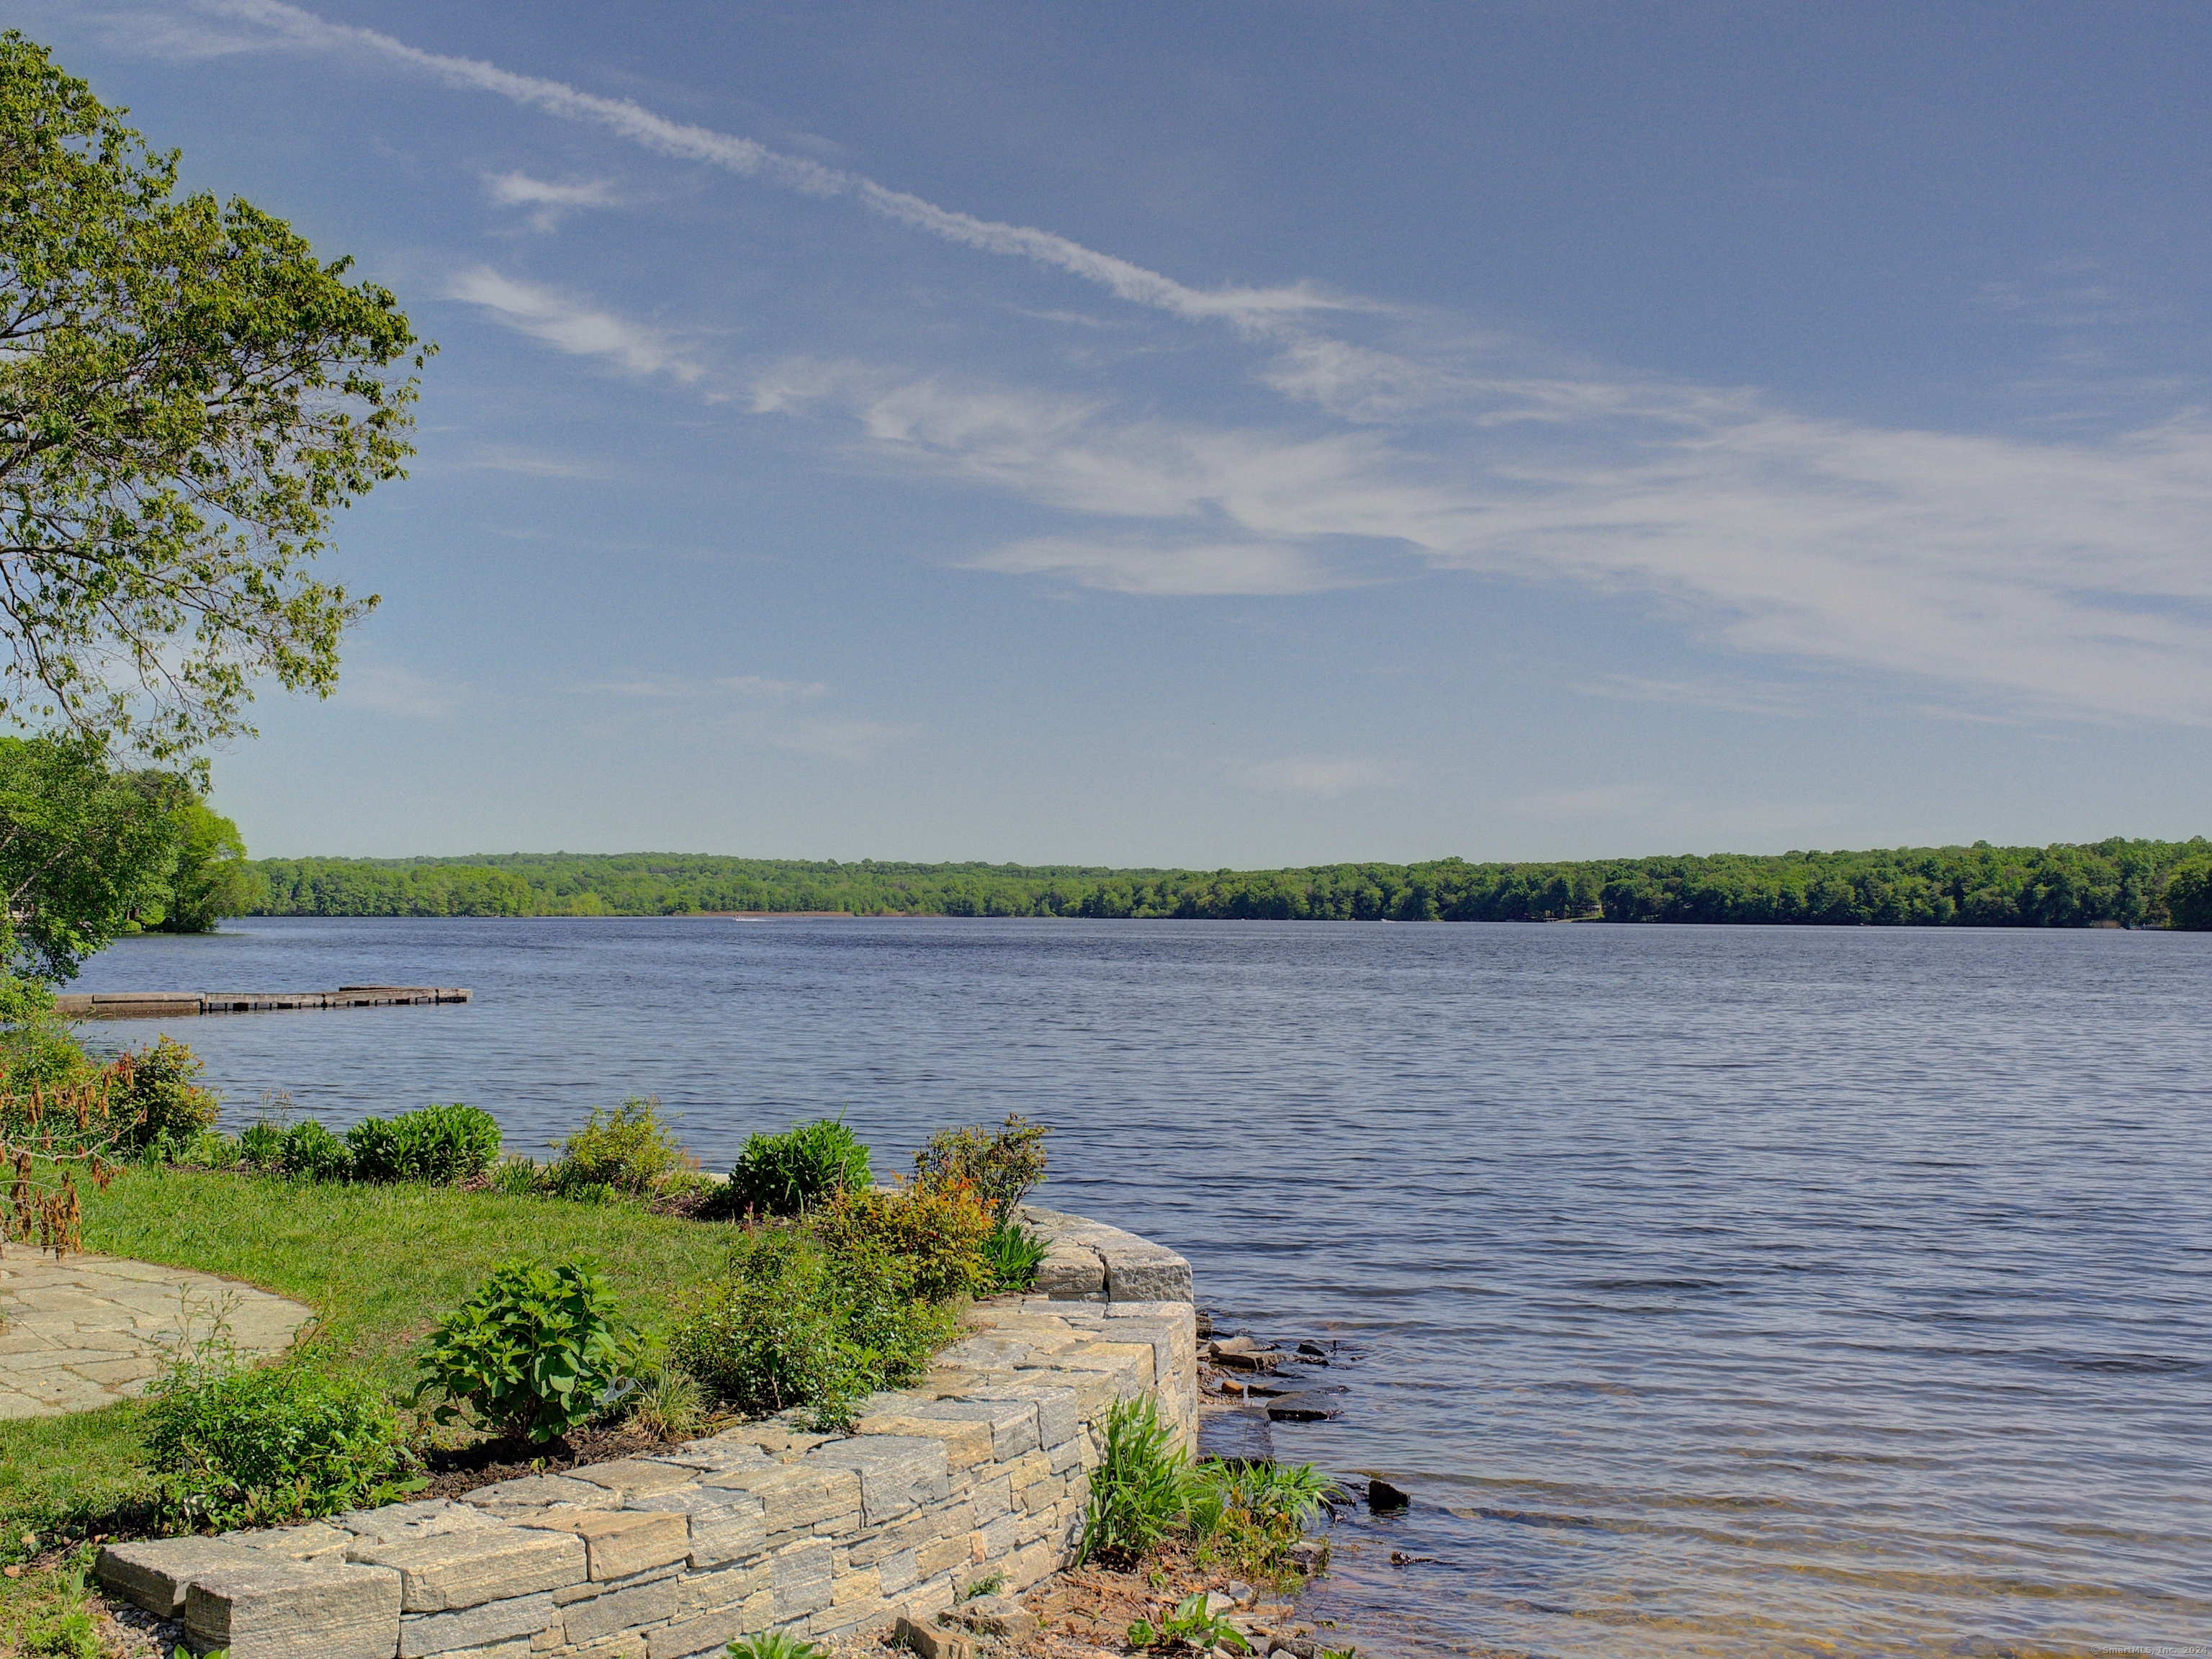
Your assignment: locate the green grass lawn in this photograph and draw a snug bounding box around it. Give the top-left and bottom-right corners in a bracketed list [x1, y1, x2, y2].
[0, 1166, 737, 1542]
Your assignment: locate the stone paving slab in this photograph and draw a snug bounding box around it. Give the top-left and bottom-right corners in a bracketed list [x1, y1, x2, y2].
[0, 1251, 313, 1419]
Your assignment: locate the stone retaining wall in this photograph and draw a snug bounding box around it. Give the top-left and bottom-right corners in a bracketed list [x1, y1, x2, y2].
[96, 1209, 1195, 1659]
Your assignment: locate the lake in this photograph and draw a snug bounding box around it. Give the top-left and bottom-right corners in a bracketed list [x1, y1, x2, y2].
[68, 917, 2212, 1657]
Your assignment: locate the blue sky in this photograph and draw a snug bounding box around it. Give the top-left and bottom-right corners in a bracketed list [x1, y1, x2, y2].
[22, 1, 2212, 863]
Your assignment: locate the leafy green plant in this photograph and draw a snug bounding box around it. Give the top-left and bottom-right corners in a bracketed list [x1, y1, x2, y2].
[145, 1317, 418, 1530]
[724, 1633, 825, 1659]
[6, 1551, 104, 1659]
[621, 1361, 706, 1441]
[490, 1156, 550, 1196]
[279, 1118, 352, 1182]
[809, 1182, 994, 1303]
[1126, 1593, 1251, 1654]
[238, 1121, 284, 1169]
[670, 1223, 952, 1431]
[410, 1259, 631, 1444]
[983, 1219, 1049, 1293]
[958, 1571, 1007, 1601]
[110, 1037, 219, 1151]
[1187, 1460, 1332, 1579]
[726, 1116, 873, 1215]
[346, 1103, 501, 1184]
[1079, 1395, 1192, 1565]
[549, 1095, 698, 1200]
[912, 1112, 1049, 1223]
[174, 1128, 240, 1167]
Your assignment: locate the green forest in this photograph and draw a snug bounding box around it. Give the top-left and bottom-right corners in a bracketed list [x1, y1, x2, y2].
[249, 840, 2212, 928]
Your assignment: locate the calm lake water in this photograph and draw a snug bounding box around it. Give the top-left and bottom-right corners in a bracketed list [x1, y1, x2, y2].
[71, 917, 2212, 1658]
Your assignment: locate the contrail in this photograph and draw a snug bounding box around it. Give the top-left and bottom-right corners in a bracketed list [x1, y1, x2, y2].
[201, 0, 1350, 333]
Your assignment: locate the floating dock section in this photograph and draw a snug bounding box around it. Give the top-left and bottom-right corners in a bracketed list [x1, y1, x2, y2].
[51, 986, 471, 1020]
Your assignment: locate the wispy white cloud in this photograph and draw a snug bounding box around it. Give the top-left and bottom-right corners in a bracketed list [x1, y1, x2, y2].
[183, 0, 1353, 336]
[335, 662, 466, 719]
[135, 1, 2212, 728]
[760, 360, 2212, 722]
[482, 171, 620, 230]
[446, 267, 701, 381]
[968, 537, 1341, 597]
[1572, 675, 1812, 719]
[462, 444, 612, 480]
[768, 719, 907, 762]
[592, 673, 828, 702]
[1239, 755, 1407, 797]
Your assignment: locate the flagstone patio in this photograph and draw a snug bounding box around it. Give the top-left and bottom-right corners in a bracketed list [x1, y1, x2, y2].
[0, 1251, 314, 1419]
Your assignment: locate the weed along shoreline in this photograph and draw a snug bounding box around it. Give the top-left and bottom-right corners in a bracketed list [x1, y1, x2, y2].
[0, 1074, 1358, 1659]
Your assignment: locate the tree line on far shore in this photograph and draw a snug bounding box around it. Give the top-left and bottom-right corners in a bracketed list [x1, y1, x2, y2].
[248, 840, 2212, 929]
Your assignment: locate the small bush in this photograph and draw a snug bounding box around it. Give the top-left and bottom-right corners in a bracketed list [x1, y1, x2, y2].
[727, 1117, 872, 1215]
[281, 1118, 354, 1182]
[0, 974, 95, 1103]
[413, 1259, 631, 1444]
[983, 1219, 1049, 1293]
[238, 1121, 285, 1169]
[551, 1096, 698, 1200]
[1079, 1395, 1190, 1565]
[111, 1036, 219, 1151]
[1187, 1460, 1331, 1579]
[1128, 1592, 1251, 1655]
[490, 1156, 551, 1196]
[174, 1127, 240, 1167]
[810, 1182, 994, 1303]
[912, 1113, 1049, 1223]
[146, 1354, 416, 1530]
[346, 1103, 502, 1184]
[622, 1362, 706, 1441]
[670, 1224, 953, 1431]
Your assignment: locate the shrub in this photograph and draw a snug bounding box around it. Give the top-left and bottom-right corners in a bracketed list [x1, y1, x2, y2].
[0, 974, 94, 1102]
[983, 1220, 1049, 1294]
[110, 1036, 218, 1151]
[1186, 1460, 1331, 1580]
[912, 1113, 1048, 1223]
[727, 1117, 872, 1215]
[280, 1118, 354, 1182]
[551, 1096, 698, 1200]
[809, 1182, 994, 1303]
[346, 1103, 502, 1184]
[490, 1156, 551, 1196]
[1079, 1395, 1190, 1565]
[670, 1224, 953, 1431]
[238, 1121, 284, 1169]
[412, 1259, 631, 1444]
[145, 1354, 416, 1530]
[174, 1127, 240, 1167]
[1128, 1593, 1251, 1655]
[621, 1362, 706, 1441]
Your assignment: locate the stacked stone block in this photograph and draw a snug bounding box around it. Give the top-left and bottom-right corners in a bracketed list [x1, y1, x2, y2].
[96, 1216, 1194, 1659]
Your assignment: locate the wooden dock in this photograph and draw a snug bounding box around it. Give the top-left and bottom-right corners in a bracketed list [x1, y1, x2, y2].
[51, 986, 472, 1020]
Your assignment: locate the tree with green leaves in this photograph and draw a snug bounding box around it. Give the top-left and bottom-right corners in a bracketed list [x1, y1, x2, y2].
[151, 798, 255, 933]
[0, 734, 178, 981]
[2164, 858, 2212, 931]
[1, 30, 425, 760]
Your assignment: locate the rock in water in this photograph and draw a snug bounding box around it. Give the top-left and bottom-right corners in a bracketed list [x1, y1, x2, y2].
[1368, 1478, 1411, 1511]
[1198, 1408, 1275, 1465]
[1264, 1393, 1341, 1422]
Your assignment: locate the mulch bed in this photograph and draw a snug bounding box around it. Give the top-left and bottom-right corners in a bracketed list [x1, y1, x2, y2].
[415, 1416, 734, 1500]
